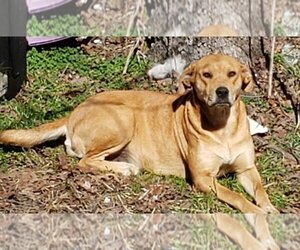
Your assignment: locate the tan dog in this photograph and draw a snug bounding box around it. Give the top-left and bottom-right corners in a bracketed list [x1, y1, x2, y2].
[0, 54, 277, 214]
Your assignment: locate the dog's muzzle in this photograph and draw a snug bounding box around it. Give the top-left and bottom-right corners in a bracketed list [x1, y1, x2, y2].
[213, 87, 231, 107]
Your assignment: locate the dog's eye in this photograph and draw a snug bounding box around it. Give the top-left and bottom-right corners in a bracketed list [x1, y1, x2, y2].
[228, 71, 236, 77]
[203, 72, 212, 78]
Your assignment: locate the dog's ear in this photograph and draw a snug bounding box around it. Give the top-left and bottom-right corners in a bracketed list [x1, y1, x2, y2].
[177, 62, 196, 94]
[240, 64, 254, 92]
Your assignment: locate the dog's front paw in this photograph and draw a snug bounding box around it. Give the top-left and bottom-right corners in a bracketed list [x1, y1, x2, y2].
[261, 204, 279, 214]
[261, 238, 280, 250]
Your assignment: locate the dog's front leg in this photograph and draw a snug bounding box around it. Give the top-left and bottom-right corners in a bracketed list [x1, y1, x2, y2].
[193, 175, 263, 213]
[236, 166, 279, 214]
[243, 213, 280, 250]
[187, 152, 263, 213]
[212, 214, 267, 250]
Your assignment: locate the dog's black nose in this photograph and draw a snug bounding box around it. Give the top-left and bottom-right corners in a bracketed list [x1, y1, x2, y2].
[216, 87, 229, 98]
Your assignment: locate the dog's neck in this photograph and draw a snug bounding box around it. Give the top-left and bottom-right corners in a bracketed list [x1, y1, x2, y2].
[193, 94, 241, 132]
[202, 105, 232, 129]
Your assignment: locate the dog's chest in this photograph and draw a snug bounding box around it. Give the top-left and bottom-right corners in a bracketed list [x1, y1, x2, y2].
[215, 144, 238, 177]
[216, 147, 236, 176]
[199, 140, 241, 175]
[216, 143, 234, 165]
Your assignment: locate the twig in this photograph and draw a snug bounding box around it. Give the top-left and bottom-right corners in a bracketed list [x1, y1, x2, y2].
[268, 0, 276, 97]
[137, 19, 146, 36]
[126, 0, 142, 36]
[138, 189, 150, 200]
[254, 137, 299, 163]
[123, 37, 141, 75]
[276, 96, 293, 118]
[270, 0, 276, 37]
[100, 180, 114, 191]
[241, 94, 265, 98]
[151, 242, 157, 250]
[264, 182, 276, 188]
[117, 194, 130, 213]
[117, 223, 133, 250]
[137, 50, 147, 61]
[61, 64, 69, 76]
[138, 213, 151, 231]
[264, 145, 298, 164]
[268, 37, 276, 98]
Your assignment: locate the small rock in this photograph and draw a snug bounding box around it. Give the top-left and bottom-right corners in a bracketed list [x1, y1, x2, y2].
[104, 197, 111, 204]
[82, 181, 91, 190]
[152, 195, 159, 201]
[93, 4, 102, 11]
[104, 227, 111, 236]
[93, 39, 102, 44]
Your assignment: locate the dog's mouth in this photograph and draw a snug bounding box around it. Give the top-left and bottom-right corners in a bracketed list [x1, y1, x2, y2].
[202, 93, 234, 108]
[211, 99, 232, 108]
[206, 90, 233, 108]
[212, 102, 232, 108]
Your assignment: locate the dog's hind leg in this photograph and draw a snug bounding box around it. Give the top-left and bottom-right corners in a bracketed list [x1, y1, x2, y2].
[78, 153, 140, 176]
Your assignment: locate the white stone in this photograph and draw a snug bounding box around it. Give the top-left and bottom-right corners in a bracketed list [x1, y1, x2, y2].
[104, 227, 111, 236]
[93, 3, 102, 11]
[104, 197, 111, 204]
[93, 39, 102, 44]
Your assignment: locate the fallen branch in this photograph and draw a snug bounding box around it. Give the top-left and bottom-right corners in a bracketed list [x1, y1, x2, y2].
[268, 0, 276, 97]
[123, 37, 142, 75]
[126, 0, 143, 36]
[255, 137, 299, 164]
[268, 36, 276, 97]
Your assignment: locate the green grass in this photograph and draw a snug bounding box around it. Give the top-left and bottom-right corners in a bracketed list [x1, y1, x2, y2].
[257, 150, 288, 209]
[172, 217, 239, 249]
[274, 24, 286, 36]
[242, 95, 269, 109]
[0, 47, 148, 131]
[273, 53, 300, 79]
[27, 14, 138, 37]
[27, 15, 101, 36]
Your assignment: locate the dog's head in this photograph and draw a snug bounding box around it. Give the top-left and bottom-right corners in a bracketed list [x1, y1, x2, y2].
[179, 54, 253, 108]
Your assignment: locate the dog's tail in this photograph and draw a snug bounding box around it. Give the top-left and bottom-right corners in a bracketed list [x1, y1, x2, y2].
[0, 117, 68, 148]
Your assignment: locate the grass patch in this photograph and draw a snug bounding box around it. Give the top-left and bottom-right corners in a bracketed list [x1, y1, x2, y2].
[257, 149, 288, 209]
[273, 53, 300, 79]
[0, 47, 149, 131]
[27, 15, 101, 36]
[133, 171, 188, 192]
[242, 95, 269, 109]
[274, 24, 286, 36]
[0, 46, 149, 172]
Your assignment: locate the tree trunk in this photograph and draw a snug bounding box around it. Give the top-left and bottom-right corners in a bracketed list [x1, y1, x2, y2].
[144, 0, 270, 36]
